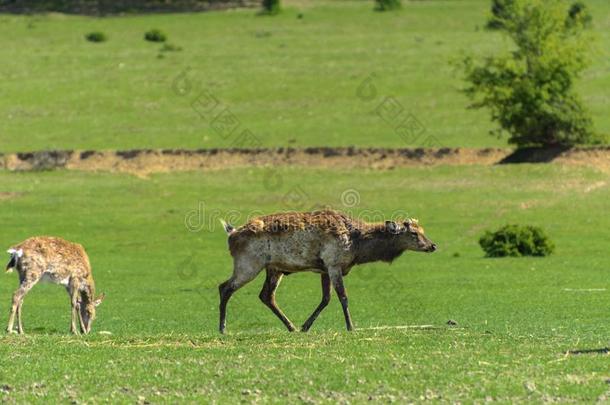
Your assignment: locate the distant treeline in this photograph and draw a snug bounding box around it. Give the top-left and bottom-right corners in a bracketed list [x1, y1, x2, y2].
[0, 0, 259, 14]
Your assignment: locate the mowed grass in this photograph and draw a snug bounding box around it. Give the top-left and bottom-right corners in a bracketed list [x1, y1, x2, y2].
[0, 0, 609, 152]
[0, 165, 609, 402]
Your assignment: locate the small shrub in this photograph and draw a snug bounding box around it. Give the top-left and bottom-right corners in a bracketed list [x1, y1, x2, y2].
[479, 225, 555, 258]
[375, 0, 402, 11]
[160, 43, 182, 52]
[145, 29, 167, 43]
[261, 0, 280, 15]
[254, 31, 272, 38]
[85, 31, 107, 43]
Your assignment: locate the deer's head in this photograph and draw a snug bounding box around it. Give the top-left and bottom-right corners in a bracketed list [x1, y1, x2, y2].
[385, 219, 437, 253]
[79, 293, 106, 334]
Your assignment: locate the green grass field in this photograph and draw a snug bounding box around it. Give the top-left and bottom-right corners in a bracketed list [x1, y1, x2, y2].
[0, 0, 609, 152]
[2, 0, 610, 402]
[0, 165, 609, 402]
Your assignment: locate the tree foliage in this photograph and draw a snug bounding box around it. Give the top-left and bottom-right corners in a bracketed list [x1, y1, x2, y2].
[462, 0, 602, 147]
[486, 0, 514, 29]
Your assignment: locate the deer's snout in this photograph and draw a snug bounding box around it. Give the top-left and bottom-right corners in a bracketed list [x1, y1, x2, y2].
[427, 243, 437, 253]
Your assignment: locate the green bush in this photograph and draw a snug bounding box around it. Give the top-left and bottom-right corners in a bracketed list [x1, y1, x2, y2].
[479, 225, 555, 257]
[461, 0, 603, 147]
[145, 29, 167, 43]
[261, 0, 280, 15]
[375, 0, 401, 11]
[85, 31, 107, 43]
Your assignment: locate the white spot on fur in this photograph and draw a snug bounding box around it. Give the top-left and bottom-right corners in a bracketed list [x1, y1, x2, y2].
[7, 249, 23, 258]
[40, 273, 70, 286]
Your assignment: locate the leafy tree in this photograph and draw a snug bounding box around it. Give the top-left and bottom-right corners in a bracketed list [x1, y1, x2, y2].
[461, 0, 602, 147]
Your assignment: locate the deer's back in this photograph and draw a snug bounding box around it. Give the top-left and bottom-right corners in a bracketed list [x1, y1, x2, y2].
[13, 236, 92, 280]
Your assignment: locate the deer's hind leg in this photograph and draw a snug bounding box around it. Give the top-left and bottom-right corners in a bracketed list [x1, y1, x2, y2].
[218, 255, 265, 334]
[259, 268, 296, 332]
[16, 298, 25, 335]
[301, 273, 331, 332]
[7, 273, 39, 335]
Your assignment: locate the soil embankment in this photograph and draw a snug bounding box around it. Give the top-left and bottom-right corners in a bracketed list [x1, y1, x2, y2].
[1, 147, 609, 176]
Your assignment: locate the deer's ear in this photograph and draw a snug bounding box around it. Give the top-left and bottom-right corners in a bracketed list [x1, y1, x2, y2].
[404, 219, 420, 233]
[385, 221, 400, 234]
[94, 293, 106, 307]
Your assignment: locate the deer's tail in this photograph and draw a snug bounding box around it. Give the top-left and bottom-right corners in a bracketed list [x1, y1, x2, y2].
[219, 219, 235, 235]
[5, 248, 23, 273]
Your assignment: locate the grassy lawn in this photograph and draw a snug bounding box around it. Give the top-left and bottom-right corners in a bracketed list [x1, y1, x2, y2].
[0, 165, 609, 402]
[0, 0, 609, 152]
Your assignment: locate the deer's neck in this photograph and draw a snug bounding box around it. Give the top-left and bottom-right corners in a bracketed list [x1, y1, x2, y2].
[352, 224, 406, 265]
[80, 279, 95, 302]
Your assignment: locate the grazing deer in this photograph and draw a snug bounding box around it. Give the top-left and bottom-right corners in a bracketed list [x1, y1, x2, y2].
[5, 236, 105, 334]
[218, 209, 436, 333]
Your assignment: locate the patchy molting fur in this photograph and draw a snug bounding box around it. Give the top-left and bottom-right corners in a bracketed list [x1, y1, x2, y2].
[5, 236, 105, 335]
[227, 210, 433, 268]
[218, 209, 436, 333]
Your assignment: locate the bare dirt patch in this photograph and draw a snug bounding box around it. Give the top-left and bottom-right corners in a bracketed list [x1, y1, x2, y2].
[0, 192, 23, 201]
[1, 147, 609, 177]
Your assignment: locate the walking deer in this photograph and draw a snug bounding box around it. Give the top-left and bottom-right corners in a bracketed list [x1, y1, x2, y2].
[5, 236, 105, 334]
[218, 209, 436, 333]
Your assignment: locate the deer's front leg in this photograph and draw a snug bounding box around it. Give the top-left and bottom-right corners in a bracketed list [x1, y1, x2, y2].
[328, 267, 353, 331]
[68, 281, 81, 335]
